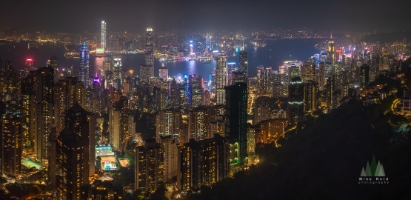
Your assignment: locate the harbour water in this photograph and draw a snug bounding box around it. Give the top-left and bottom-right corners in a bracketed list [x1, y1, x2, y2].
[0, 39, 323, 80]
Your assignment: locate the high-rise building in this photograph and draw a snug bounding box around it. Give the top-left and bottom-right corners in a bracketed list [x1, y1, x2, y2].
[21, 73, 36, 148]
[109, 96, 134, 152]
[328, 35, 335, 65]
[101, 21, 107, 49]
[140, 65, 153, 84]
[64, 104, 95, 178]
[0, 60, 18, 102]
[255, 118, 288, 145]
[301, 61, 315, 82]
[189, 74, 204, 107]
[360, 65, 370, 89]
[35, 67, 54, 165]
[253, 96, 272, 125]
[225, 82, 248, 164]
[80, 42, 90, 87]
[177, 134, 229, 191]
[216, 55, 227, 105]
[238, 50, 248, 80]
[156, 109, 182, 142]
[145, 27, 154, 67]
[317, 62, 326, 91]
[1, 114, 22, 176]
[304, 80, 319, 113]
[113, 58, 122, 90]
[54, 77, 86, 134]
[56, 128, 85, 200]
[287, 77, 304, 126]
[135, 139, 164, 193]
[161, 136, 178, 182]
[159, 67, 168, 80]
[50, 56, 58, 83]
[188, 106, 211, 141]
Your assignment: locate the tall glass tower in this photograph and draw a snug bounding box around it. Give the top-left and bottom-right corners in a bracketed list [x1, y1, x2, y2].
[239, 50, 248, 78]
[80, 42, 90, 87]
[101, 21, 107, 49]
[145, 27, 154, 67]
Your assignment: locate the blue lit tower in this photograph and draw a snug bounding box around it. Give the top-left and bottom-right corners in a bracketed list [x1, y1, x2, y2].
[145, 28, 154, 67]
[205, 35, 211, 51]
[225, 82, 248, 165]
[80, 41, 90, 87]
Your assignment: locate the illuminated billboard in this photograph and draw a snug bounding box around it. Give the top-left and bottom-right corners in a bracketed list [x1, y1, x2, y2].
[96, 48, 105, 54]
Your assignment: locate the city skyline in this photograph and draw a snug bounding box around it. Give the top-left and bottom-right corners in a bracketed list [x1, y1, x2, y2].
[0, 2, 411, 199]
[1, 0, 411, 33]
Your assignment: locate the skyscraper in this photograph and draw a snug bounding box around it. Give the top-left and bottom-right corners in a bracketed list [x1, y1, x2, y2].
[303, 80, 319, 113]
[1, 113, 22, 176]
[35, 67, 54, 165]
[238, 50, 248, 81]
[177, 134, 229, 191]
[225, 82, 248, 165]
[113, 58, 122, 90]
[287, 77, 304, 126]
[56, 128, 85, 200]
[54, 77, 86, 134]
[189, 74, 204, 107]
[328, 35, 335, 65]
[159, 67, 168, 80]
[80, 42, 90, 87]
[140, 65, 154, 84]
[360, 65, 370, 89]
[135, 139, 164, 193]
[216, 55, 227, 105]
[50, 56, 58, 83]
[145, 27, 154, 67]
[301, 61, 315, 82]
[101, 21, 107, 49]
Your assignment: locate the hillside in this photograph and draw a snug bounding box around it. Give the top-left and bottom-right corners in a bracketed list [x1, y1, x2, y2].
[186, 98, 411, 200]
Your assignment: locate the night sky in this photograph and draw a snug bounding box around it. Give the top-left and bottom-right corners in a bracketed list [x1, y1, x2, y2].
[1, 0, 410, 33]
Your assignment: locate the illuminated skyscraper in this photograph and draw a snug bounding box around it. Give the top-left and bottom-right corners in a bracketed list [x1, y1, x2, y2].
[303, 80, 319, 113]
[216, 55, 227, 105]
[189, 106, 211, 141]
[328, 35, 335, 65]
[189, 75, 204, 107]
[225, 82, 248, 165]
[135, 139, 164, 193]
[101, 21, 107, 49]
[159, 67, 168, 80]
[140, 64, 154, 84]
[54, 77, 86, 134]
[1, 114, 22, 176]
[56, 128, 85, 200]
[113, 58, 122, 90]
[156, 109, 182, 142]
[35, 67, 54, 165]
[145, 27, 154, 67]
[177, 134, 229, 191]
[301, 61, 315, 82]
[80, 42, 90, 87]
